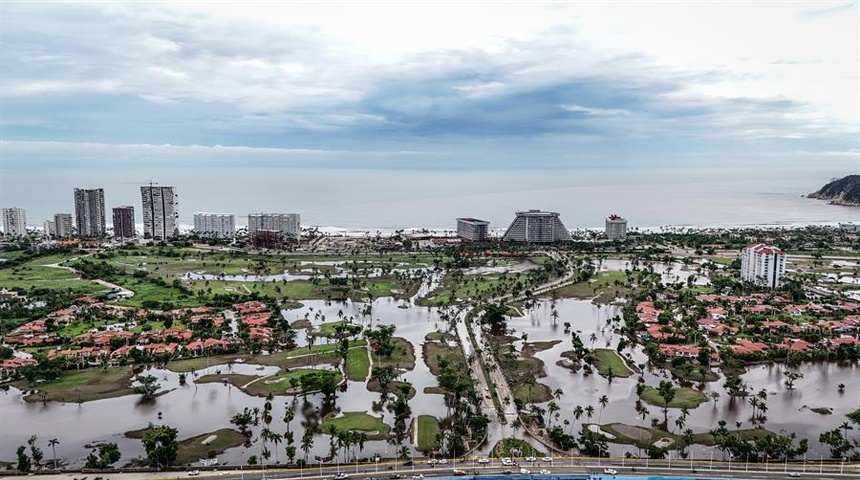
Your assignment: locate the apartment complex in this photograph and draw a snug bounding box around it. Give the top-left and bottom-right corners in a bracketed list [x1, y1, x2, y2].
[112, 206, 135, 239]
[141, 186, 177, 240]
[54, 213, 73, 238]
[73, 188, 107, 237]
[2, 208, 27, 236]
[193, 213, 236, 238]
[456, 218, 490, 242]
[741, 243, 786, 288]
[248, 213, 301, 239]
[605, 214, 628, 240]
[502, 210, 572, 243]
[43, 220, 56, 237]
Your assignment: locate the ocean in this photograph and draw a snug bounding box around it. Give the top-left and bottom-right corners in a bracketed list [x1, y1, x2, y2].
[1, 160, 858, 232]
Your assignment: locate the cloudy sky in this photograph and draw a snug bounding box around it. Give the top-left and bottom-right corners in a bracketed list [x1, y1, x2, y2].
[0, 0, 858, 169]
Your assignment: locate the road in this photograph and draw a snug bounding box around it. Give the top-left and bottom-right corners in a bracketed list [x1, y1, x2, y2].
[7, 459, 858, 480]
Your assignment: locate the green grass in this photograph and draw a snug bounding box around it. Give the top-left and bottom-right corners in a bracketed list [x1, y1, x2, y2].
[0, 260, 107, 295]
[552, 271, 631, 303]
[176, 428, 247, 465]
[423, 339, 466, 376]
[416, 415, 440, 452]
[321, 411, 390, 440]
[345, 345, 370, 381]
[197, 368, 344, 396]
[372, 337, 416, 370]
[15, 367, 135, 403]
[592, 348, 635, 378]
[165, 340, 366, 372]
[639, 386, 708, 409]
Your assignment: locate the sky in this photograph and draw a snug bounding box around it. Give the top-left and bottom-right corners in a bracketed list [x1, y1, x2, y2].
[0, 0, 859, 170]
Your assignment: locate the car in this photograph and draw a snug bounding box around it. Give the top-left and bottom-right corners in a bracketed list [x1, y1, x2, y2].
[541, 457, 552, 462]
[539, 470, 550, 475]
[524, 456, 536, 462]
[477, 458, 490, 464]
[334, 474, 350, 480]
[501, 470, 512, 475]
[438, 459, 448, 465]
[403, 460, 413, 467]
[389, 475, 404, 479]
[427, 459, 438, 465]
[187, 471, 200, 477]
[603, 468, 618, 475]
[788, 473, 802, 478]
[519, 468, 531, 475]
[412, 475, 424, 480]
[452, 469, 467, 475]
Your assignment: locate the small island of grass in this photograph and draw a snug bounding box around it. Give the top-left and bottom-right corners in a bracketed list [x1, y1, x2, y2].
[321, 411, 390, 440]
[639, 386, 708, 409]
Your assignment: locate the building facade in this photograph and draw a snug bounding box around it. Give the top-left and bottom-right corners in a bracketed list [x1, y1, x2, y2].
[741, 243, 786, 288]
[193, 212, 236, 238]
[456, 218, 490, 242]
[247, 213, 300, 239]
[141, 186, 177, 240]
[54, 213, 73, 237]
[2, 208, 27, 236]
[605, 214, 628, 240]
[112, 206, 135, 239]
[502, 210, 572, 243]
[73, 188, 107, 237]
[43, 220, 56, 237]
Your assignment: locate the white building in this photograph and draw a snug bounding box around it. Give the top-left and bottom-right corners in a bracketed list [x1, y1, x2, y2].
[43, 220, 56, 237]
[141, 186, 177, 240]
[193, 212, 236, 238]
[502, 210, 572, 243]
[605, 214, 628, 240]
[54, 213, 73, 237]
[2, 207, 27, 236]
[248, 213, 300, 239]
[741, 243, 786, 288]
[74, 188, 107, 237]
[456, 218, 490, 242]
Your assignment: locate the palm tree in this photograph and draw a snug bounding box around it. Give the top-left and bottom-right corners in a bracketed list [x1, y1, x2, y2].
[584, 405, 595, 425]
[597, 395, 609, 424]
[301, 428, 314, 462]
[48, 439, 59, 469]
[572, 405, 584, 433]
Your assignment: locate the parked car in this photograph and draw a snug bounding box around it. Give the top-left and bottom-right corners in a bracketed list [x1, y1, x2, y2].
[788, 473, 802, 478]
[412, 475, 424, 480]
[187, 471, 200, 477]
[477, 458, 490, 464]
[541, 457, 552, 463]
[427, 459, 438, 465]
[603, 468, 618, 475]
[438, 459, 448, 465]
[524, 456, 536, 462]
[334, 474, 350, 480]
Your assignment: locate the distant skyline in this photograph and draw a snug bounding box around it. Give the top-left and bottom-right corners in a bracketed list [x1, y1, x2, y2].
[0, 1, 858, 171]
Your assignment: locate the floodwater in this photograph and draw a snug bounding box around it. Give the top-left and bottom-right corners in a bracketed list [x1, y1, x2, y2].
[2, 260, 856, 466]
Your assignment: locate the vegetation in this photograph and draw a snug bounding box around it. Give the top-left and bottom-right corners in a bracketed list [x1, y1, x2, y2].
[416, 416, 440, 453]
[591, 348, 635, 378]
[639, 385, 708, 409]
[320, 412, 390, 441]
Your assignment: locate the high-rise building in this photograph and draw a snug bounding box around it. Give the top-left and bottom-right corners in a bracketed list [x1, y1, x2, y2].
[54, 213, 73, 237]
[456, 218, 490, 242]
[43, 220, 56, 237]
[141, 186, 177, 240]
[741, 243, 786, 288]
[247, 213, 301, 239]
[502, 210, 572, 243]
[73, 188, 107, 237]
[193, 212, 236, 238]
[112, 206, 135, 239]
[2, 208, 27, 236]
[605, 214, 628, 241]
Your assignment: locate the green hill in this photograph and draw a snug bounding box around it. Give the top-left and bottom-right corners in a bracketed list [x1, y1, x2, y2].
[808, 175, 860, 206]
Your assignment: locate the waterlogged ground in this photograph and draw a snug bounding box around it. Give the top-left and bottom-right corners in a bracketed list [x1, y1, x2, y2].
[1, 260, 857, 466]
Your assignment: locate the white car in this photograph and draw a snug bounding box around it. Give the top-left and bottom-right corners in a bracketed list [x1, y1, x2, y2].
[334, 474, 350, 480]
[477, 458, 490, 464]
[412, 475, 424, 480]
[541, 457, 552, 462]
[539, 470, 551, 475]
[603, 468, 618, 475]
[524, 456, 536, 462]
[519, 468, 531, 475]
[501, 457, 513, 466]
[438, 459, 448, 465]
[187, 471, 200, 477]
[427, 459, 438, 465]
[788, 473, 801, 478]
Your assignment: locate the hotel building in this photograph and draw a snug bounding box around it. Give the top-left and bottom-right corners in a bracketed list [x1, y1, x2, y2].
[502, 210, 572, 243]
[605, 214, 628, 240]
[741, 243, 786, 288]
[112, 206, 135, 239]
[248, 213, 301, 239]
[2, 208, 27, 236]
[141, 186, 177, 240]
[193, 213, 236, 238]
[74, 188, 107, 237]
[456, 218, 490, 242]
